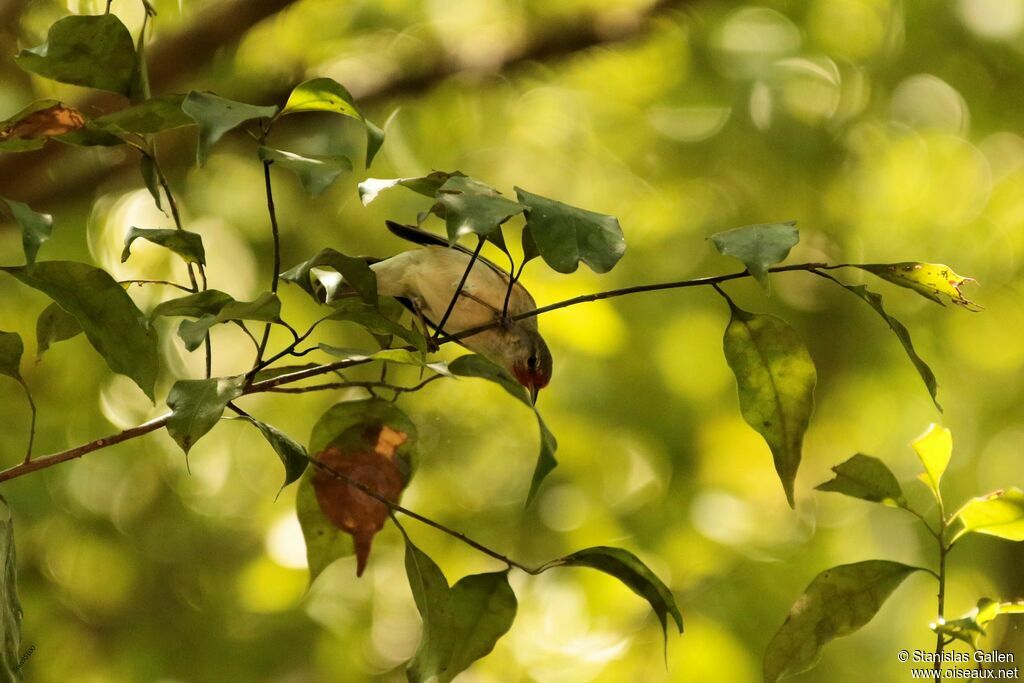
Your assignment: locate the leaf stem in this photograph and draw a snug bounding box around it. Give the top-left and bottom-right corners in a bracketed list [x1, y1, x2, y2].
[501, 252, 524, 319]
[900, 503, 943, 542]
[933, 498, 949, 683]
[147, 149, 213, 378]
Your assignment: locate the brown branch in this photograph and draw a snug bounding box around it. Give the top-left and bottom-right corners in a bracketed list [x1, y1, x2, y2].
[0, 0, 696, 207]
[0, 415, 168, 482]
[263, 374, 445, 395]
[0, 0, 303, 205]
[0, 261, 828, 484]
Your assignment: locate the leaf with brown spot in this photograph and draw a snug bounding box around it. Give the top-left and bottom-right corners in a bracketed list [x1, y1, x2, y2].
[298, 399, 417, 578]
[0, 101, 85, 143]
[313, 440, 405, 577]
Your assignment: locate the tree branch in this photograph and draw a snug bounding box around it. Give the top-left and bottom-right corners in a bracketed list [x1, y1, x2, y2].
[263, 374, 445, 395]
[0, 415, 169, 483]
[0, 0, 695, 207]
[0, 261, 832, 483]
[253, 159, 282, 369]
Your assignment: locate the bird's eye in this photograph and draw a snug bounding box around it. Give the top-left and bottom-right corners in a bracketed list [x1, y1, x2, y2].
[527, 355, 537, 369]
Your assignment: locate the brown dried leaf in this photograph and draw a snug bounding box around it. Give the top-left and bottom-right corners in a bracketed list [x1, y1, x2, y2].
[0, 103, 85, 141]
[313, 427, 407, 576]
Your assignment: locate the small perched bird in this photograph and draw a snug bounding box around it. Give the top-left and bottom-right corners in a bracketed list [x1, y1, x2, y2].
[371, 221, 552, 401]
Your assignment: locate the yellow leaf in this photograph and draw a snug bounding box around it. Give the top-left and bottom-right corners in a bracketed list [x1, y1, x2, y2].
[859, 262, 980, 311]
[912, 423, 952, 499]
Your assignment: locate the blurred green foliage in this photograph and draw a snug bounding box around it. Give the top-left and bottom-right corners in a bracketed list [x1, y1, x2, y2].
[0, 0, 1022, 681]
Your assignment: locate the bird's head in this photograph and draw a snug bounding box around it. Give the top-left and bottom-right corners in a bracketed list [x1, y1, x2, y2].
[505, 328, 552, 404]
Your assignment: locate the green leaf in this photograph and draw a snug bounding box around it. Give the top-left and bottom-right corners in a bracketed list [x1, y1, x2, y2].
[175, 293, 282, 352]
[297, 469, 354, 584]
[764, 561, 923, 682]
[150, 290, 234, 319]
[933, 598, 1024, 649]
[435, 176, 525, 243]
[238, 416, 308, 490]
[1, 262, 159, 400]
[0, 331, 23, 381]
[857, 262, 980, 311]
[140, 155, 162, 211]
[281, 78, 384, 167]
[15, 14, 137, 94]
[438, 571, 518, 683]
[129, 9, 151, 103]
[449, 353, 529, 405]
[708, 221, 799, 288]
[52, 121, 125, 148]
[815, 454, 906, 507]
[0, 197, 53, 266]
[912, 423, 952, 502]
[403, 535, 455, 683]
[515, 187, 625, 274]
[258, 146, 352, 197]
[721, 302, 816, 507]
[165, 376, 245, 453]
[324, 299, 427, 353]
[449, 354, 558, 505]
[952, 487, 1024, 543]
[526, 418, 558, 508]
[94, 95, 194, 135]
[181, 92, 278, 166]
[833, 283, 940, 411]
[310, 399, 417, 482]
[0, 137, 44, 152]
[357, 171, 463, 205]
[556, 546, 683, 644]
[36, 302, 82, 356]
[121, 227, 206, 265]
[521, 224, 540, 265]
[0, 496, 23, 681]
[281, 248, 378, 306]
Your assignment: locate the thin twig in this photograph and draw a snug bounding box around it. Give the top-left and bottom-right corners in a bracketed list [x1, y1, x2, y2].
[149, 151, 200, 292]
[900, 503, 943, 542]
[17, 379, 35, 464]
[933, 497, 949, 683]
[441, 262, 829, 345]
[0, 416, 169, 483]
[254, 160, 282, 369]
[264, 374, 445, 395]
[501, 252, 522, 319]
[232, 321, 261, 351]
[148, 149, 213, 378]
[0, 261, 839, 483]
[120, 279, 194, 293]
[431, 235, 485, 343]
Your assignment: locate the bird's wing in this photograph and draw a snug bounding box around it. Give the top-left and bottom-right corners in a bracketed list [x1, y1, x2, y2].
[385, 220, 510, 281]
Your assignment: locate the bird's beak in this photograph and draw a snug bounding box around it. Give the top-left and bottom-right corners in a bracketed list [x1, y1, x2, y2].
[529, 382, 540, 405]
